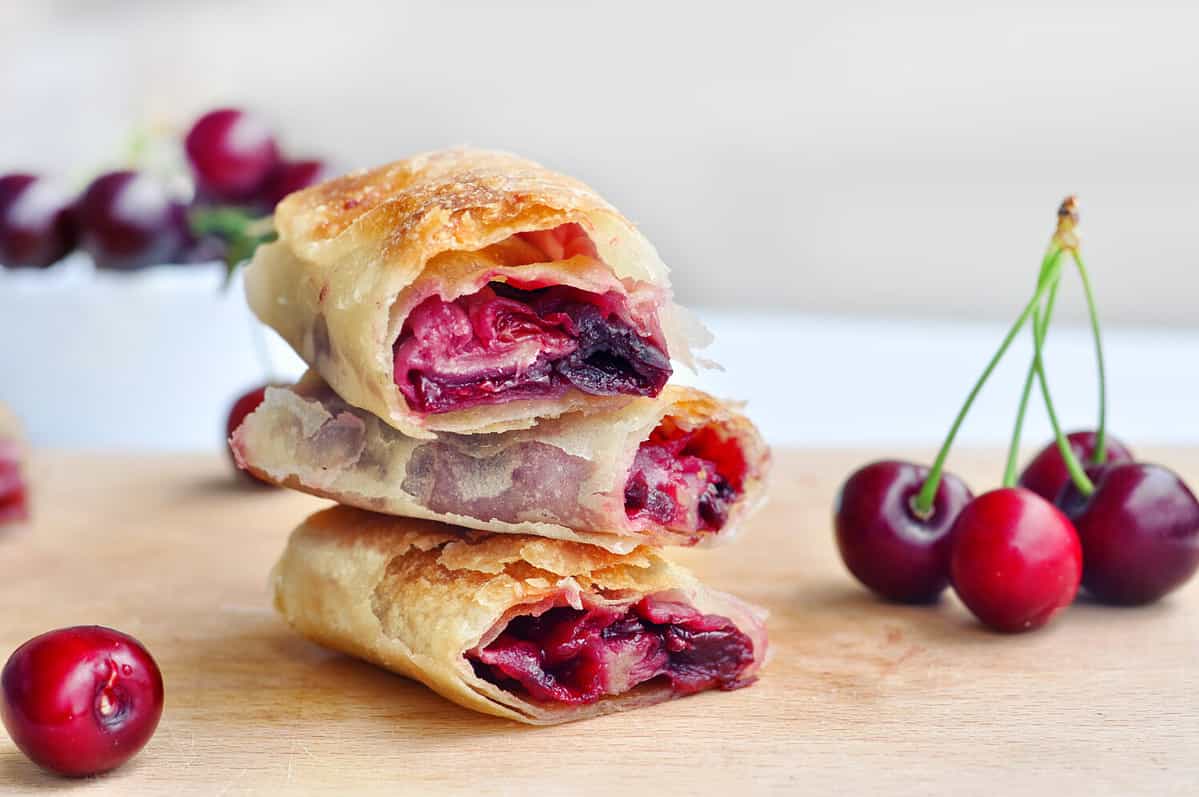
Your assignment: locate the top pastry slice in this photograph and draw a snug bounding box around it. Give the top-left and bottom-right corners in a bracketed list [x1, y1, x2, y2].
[246, 148, 704, 439]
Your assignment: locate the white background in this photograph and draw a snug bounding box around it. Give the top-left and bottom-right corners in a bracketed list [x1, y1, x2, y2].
[2, 0, 1197, 449]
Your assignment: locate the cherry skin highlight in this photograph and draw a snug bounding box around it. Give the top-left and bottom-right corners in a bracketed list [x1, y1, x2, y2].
[1017, 431, 1133, 502]
[185, 108, 280, 201]
[949, 487, 1081, 633]
[1057, 463, 1199, 605]
[226, 385, 275, 486]
[834, 460, 973, 603]
[0, 174, 77, 268]
[1, 626, 164, 777]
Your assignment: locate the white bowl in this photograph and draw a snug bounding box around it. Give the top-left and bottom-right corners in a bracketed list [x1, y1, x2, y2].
[0, 256, 305, 450]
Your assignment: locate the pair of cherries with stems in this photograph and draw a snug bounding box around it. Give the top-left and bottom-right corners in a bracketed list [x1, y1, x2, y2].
[835, 198, 1199, 633]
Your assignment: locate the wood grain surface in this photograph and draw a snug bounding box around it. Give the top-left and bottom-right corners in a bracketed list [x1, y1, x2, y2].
[1, 449, 1196, 795]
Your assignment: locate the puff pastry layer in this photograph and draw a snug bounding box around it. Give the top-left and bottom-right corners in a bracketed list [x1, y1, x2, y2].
[232, 377, 770, 551]
[246, 148, 706, 438]
[272, 506, 768, 724]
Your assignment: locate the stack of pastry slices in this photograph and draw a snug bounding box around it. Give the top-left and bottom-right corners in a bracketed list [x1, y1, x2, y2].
[230, 149, 772, 724]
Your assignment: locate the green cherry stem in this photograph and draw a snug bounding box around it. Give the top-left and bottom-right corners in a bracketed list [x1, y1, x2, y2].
[1002, 269, 1062, 487]
[910, 255, 1064, 517]
[1031, 278, 1096, 496]
[1070, 248, 1109, 464]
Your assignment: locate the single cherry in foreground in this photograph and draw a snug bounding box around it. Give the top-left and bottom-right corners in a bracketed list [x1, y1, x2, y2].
[226, 385, 275, 485]
[950, 487, 1081, 632]
[834, 460, 973, 603]
[1058, 463, 1199, 605]
[1, 626, 164, 777]
[0, 173, 77, 268]
[185, 108, 279, 201]
[76, 171, 189, 270]
[1017, 431, 1133, 502]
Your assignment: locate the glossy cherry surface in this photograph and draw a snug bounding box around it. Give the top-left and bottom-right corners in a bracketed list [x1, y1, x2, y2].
[76, 171, 188, 270]
[256, 158, 326, 211]
[185, 109, 279, 201]
[1058, 463, 1199, 605]
[0, 174, 77, 268]
[950, 487, 1081, 632]
[834, 460, 973, 603]
[226, 385, 274, 485]
[1, 626, 163, 777]
[1018, 431, 1134, 502]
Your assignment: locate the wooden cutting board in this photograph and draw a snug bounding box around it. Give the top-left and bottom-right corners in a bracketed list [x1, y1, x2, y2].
[1, 449, 1196, 795]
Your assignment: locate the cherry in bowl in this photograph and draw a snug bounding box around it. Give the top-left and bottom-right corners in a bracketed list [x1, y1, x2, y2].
[0, 174, 77, 268]
[1058, 463, 1199, 605]
[950, 487, 1081, 633]
[1, 626, 164, 777]
[76, 171, 189, 270]
[834, 460, 973, 603]
[185, 109, 279, 201]
[1017, 431, 1134, 502]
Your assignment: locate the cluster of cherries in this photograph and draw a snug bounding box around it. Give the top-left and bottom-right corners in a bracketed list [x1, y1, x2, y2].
[835, 198, 1199, 632]
[0, 108, 325, 271]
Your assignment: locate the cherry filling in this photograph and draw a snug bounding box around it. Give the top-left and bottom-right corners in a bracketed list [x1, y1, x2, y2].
[469, 596, 754, 705]
[624, 425, 748, 534]
[393, 282, 671, 414]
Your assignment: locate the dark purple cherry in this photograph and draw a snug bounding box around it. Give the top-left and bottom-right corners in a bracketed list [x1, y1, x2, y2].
[76, 171, 188, 270]
[1018, 431, 1134, 502]
[185, 109, 279, 201]
[0, 174, 77, 268]
[256, 159, 326, 211]
[834, 460, 973, 603]
[1058, 463, 1199, 605]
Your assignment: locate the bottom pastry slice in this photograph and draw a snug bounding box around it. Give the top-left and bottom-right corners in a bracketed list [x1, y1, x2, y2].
[272, 506, 769, 724]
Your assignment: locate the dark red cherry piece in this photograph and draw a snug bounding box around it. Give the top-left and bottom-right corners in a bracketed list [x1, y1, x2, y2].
[0, 174, 77, 268]
[185, 108, 279, 201]
[1, 626, 164, 777]
[1018, 431, 1133, 502]
[834, 460, 973, 603]
[950, 487, 1081, 632]
[1058, 463, 1199, 605]
[76, 171, 188, 270]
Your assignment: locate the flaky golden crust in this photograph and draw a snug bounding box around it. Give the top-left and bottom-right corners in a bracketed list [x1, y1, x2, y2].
[246, 148, 702, 439]
[232, 381, 770, 550]
[271, 506, 768, 725]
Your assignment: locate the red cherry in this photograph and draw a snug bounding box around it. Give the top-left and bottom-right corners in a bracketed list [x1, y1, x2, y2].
[949, 487, 1081, 632]
[185, 109, 279, 201]
[1017, 431, 1134, 502]
[0, 174, 77, 268]
[1057, 463, 1199, 605]
[256, 159, 327, 211]
[76, 171, 188, 270]
[1, 626, 164, 777]
[226, 385, 274, 486]
[0, 439, 29, 525]
[834, 460, 974, 603]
